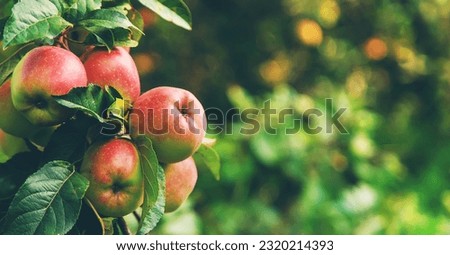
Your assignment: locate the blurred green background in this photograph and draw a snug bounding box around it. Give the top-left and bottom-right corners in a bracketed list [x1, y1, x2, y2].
[132, 0, 450, 234]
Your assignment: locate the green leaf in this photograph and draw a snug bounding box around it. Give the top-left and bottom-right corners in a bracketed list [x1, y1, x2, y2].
[0, 151, 42, 199]
[83, 26, 116, 49]
[78, 9, 137, 30]
[194, 143, 221, 180]
[68, 199, 105, 235]
[0, 43, 35, 86]
[104, 2, 132, 15]
[54, 84, 117, 123]
[0, 18, 7, 41]
[0, 0, 14, 19]
[101, 0, 130, 8]
[0, 151, 43, 224]
[63, 0, 102, 23]
[41, 115, 95, 165]
[54, 85, 125, 137]
[49, 0, 65, 13]
[78, 9, 141, 49]
[127, 8, 145, 42]
[0, 55, 19, 86]
[0, 0, 14, 40]
[105, 84, 122, 99]
[1, 161, 89, 234]
[134, 135, 161, 234]
[2, 0, 72, 48]
[110, 27, 139, 47]
[139, 0, 192, 30]
[84, 26, 138, 49]
[137, 165, 165, 234]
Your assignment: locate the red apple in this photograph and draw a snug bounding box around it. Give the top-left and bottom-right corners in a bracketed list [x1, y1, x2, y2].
[82, 47, 140, 103]
[129, 86, 206, 163]
[80, 138, 144, 217]
[164, 157, 198, 213]
[11, 46, 87, 126]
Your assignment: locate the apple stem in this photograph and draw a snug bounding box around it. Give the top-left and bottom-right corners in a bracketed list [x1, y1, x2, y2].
[118, 217, 132, 235]
[55, 29, 71, 50]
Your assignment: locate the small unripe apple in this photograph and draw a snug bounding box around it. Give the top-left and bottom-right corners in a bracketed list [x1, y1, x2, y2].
[129, 86, 206, 163]
[164, 157, 198, 213]
[11, 46, 87, 126]
[82, 47, 140, 103]
[80, 138, 144, 217]
[0, 80, 50, 138]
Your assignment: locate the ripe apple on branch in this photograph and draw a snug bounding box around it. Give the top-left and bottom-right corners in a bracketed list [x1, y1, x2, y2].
[0, 0, 220, 235]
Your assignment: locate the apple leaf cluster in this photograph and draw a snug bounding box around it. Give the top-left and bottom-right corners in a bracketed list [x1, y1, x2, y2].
[0, 0, 191, 85]
[0, 0, 220, 235]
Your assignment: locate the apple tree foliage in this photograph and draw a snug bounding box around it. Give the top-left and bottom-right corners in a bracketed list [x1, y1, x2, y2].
[159, 0, 449, 234]
[0, 0, 220, 235]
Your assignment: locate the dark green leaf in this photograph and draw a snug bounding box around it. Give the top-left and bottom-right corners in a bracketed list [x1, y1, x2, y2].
[2, 0, 72, 48]
[0, 151, 42, 224]
[101, 0, 130, 9]
[83, 26, 115, 49]
[0, 17, 7, 41]
[0, 43, 35, 88]
[0, 0, 15, 40]
[1, 161, 89, 234]
[137, 165, 165, 234]
[104, 2, 132, 15]
[84, 26, 138, 49]
[104, 85, 121, 99]
[110, 27, 139, 47]
[0, 56, 19, 86]
[194, 143, 221, 180]
[127, 8, 145, 42]
[78, 9, 141, 49]
[41, 115, 95, 165]
[68, 199, 104, 235]
[63, 0, 102, 23]
[138, 0, 192, 30]
[0, 151, 42, 199]
[54, 84, 117, 123]
[78, 9, 137, 30]
[134, 135, 161, 234]
[0, 0, 14, 19]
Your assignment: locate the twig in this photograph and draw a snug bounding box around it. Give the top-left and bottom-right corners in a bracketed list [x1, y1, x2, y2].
[118, 217, 132, 235]
[133, 210, 141, 222]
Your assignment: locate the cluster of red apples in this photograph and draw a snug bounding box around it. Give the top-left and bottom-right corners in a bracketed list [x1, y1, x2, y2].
[0, 45, 206, 217]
